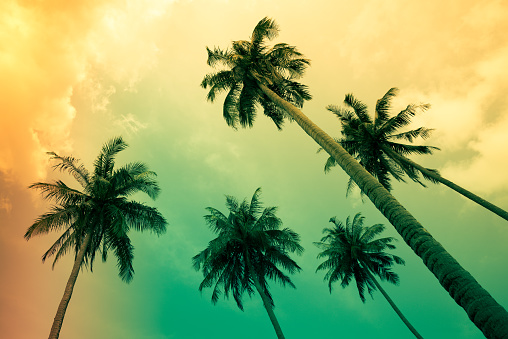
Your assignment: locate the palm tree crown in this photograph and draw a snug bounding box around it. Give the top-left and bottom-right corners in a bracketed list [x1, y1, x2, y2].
[315, 213, 404, 302]
[315, 213, 424, 338]
[26, 136, 167, 339]
[26, 136, 167, 282]
[193, 187, 303, 310]
[321, 87, 439, 193]
[201, 17, 312, 129]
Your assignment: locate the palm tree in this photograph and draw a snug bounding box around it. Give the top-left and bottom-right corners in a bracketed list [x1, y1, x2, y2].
[25, 137, 168, 339]
[201, 17, 508, 337]
[192, 188, 303, 339]
[320, 87, 508, 221]
[200, 17, 312, 130]
[316, 213, 423, 338]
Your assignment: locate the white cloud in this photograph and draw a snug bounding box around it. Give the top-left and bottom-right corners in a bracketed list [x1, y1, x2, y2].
[85, 0, 174, 91]
[392, 51, 508, 195]
[441, 116, 508, 195]
[115, 113, 149, 135]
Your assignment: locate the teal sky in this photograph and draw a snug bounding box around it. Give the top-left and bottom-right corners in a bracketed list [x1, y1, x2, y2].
[1, 1, 508, 338]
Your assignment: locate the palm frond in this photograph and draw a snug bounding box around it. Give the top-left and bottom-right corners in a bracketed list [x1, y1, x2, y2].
[380, 103, 430, 136]
[259, 97, 285, 129]
[266, 43, 310, 79]
[94, 136, 127, 178]
[112, 162, 161, 200]
[274, 80, 312, 107]
[48, 152, 90, 188]
[201, 70, 236, 102]
[120, 201, 167, 235]
[251, 17, 279, 46]
[223, 82, 242, 128]
[25, 205, 81, 239]
[205, 46, 235, 68]
[49, 231, 79, 269]
[238, 79, 260, 128]
[344, 94, 372, 124]
[375, 87, 398, 126]
[29, 181, 86, 206]
[204, 208, 231, 234]
[110, 235, 134, 282]
[389, 127, 437, 143]
[41, 228, 74, 265]
[248, 187, 263, 217]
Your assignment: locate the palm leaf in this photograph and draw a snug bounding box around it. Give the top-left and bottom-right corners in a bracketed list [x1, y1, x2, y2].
[375, 87, 399, 126]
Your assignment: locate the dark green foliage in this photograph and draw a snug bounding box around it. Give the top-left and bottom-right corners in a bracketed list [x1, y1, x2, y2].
[319, 88, 439, 194]
[315, 213, 404, 302]
[201, 17, 312, 130]
[26, 136, 167, 282]
[193, 188, 303, 310]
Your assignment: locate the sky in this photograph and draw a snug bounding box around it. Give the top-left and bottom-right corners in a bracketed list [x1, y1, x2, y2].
[1, 0, 508, 338]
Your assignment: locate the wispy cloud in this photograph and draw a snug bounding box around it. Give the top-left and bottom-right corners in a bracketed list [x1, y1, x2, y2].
[0, 197, 12, 214]
[115, 113, 149, 135]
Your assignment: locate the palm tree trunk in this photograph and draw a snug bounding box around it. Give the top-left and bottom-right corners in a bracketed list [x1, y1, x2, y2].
[364, 268, 423, 338]
[244, 251, 286, 339]
[381, 145, 508, 222]
[252, 275, 287, 339]
[259, 83, 508, 338]
[48, 233, 91, 339]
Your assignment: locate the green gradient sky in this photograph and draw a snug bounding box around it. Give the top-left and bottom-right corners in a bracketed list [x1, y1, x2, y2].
[1, 1, 508, 338]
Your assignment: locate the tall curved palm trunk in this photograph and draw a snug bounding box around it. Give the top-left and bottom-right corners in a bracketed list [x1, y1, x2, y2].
[381, 145, 508, 222]
[245, 253, 286, 339]
[48, 233, 91, 339]
[259, 84, 508, 338]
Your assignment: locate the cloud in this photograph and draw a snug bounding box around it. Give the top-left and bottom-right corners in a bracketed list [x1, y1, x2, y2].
[85, 0, 173, 91]
[0, 197, 12, 214]
[441, 115, 508, 195]
[394, 42, 508, 195]
[0, 0, 176, 190]
[115, 113, 149, 135]
[0, 1, 87, 185]
[345, 1, 508, 196]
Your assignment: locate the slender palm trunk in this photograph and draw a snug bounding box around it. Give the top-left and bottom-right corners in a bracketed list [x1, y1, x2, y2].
[259, 83, 508, 338]
[244, 252, 286, 339]
[381, 145, 508, 222]
[48, 233, 91, 339]
[364, 268, 423, 338]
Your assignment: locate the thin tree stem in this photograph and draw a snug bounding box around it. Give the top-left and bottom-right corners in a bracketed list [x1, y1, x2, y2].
[364, 268, 423, 338]
[259, 83, 508, 338]
[48, 233, 91, 339]
[244, 251, 286, 339]
[381, 145, 508, 222]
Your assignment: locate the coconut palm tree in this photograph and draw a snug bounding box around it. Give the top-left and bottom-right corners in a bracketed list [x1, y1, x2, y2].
[201, 17, 508, 337]
[316, 213, 423, 338]
[25, 137, 168, 339]
[200, 17, 311, 130]
[193, 188, 303, 339]
[320, 87, 508, 221]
